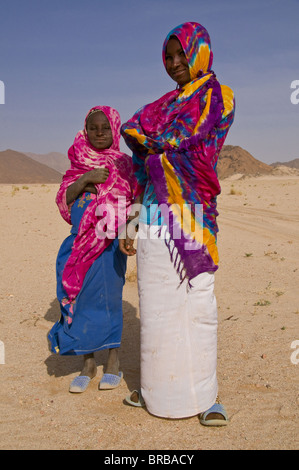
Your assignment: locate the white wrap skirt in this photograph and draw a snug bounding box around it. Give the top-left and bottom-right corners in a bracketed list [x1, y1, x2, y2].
[137, 223, 218, 418]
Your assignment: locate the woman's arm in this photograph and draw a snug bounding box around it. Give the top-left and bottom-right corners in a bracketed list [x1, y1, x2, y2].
[66, 167, 109, 205]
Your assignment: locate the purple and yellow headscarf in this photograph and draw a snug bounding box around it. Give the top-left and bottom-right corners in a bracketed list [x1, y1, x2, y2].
[162, 21, 213, 79]
[121, 22, 235, 284]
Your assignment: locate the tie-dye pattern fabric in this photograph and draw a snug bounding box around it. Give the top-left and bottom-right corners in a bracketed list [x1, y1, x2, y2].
[56, 106, 136, 301]
[121, 22, 235, 284]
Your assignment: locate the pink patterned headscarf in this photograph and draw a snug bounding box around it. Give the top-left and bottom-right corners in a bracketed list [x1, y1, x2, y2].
[56, 106, 137, 301]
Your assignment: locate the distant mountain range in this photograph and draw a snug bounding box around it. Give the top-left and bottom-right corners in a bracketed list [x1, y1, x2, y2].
[25, 151, 70, 174]
[0, 146, 298, 184]
[270, 158, 299, 169]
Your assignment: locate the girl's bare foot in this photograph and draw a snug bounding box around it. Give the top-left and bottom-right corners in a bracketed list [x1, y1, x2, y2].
[80, 353, 97, 379]
[105, 348, 120, 376]
[98, 348, 122, 390]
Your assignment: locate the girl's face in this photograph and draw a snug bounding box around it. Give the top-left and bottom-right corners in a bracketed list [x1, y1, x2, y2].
[165, 37, 191, 87]
[86, 111, 113, 149]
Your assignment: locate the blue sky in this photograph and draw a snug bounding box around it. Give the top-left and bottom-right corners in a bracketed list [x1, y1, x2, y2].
[0, 0, 298, 164]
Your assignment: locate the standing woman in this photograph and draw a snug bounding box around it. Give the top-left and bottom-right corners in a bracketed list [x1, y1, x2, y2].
[120, 22, 235, 425]
[48, 106, 136, 393]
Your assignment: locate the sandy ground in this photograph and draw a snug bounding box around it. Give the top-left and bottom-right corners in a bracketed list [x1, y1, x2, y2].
[0, 176, 298, 451]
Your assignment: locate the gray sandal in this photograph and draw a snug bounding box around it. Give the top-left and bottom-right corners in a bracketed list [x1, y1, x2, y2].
[199, 402, 229, 426]
[125, 389, 145, 407]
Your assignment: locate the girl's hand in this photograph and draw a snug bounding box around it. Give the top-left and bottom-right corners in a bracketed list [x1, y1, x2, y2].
[119, 236, 136, 256]
[83, 183, 97, 194]
[86, 167, 109, 184]
[119, 220, 138, 256]
[66, 168, 109, 204]
[118, 195, 142, 256]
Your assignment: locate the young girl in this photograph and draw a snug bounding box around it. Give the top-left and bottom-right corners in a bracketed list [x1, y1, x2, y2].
[48, 106, 136, 393]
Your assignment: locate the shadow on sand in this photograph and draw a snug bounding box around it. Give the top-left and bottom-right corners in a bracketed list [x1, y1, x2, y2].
[43, 297, 140, 392]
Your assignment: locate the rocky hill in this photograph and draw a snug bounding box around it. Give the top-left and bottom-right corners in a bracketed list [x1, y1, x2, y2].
[0, 149, 62, 184]
[218, 145, 273, 179]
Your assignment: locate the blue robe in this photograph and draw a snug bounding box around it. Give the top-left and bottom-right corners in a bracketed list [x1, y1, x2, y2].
[48, 193, 127, 355]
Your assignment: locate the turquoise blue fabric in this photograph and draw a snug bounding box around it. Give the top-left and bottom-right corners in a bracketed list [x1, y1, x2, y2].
[139, 182, 163, 226]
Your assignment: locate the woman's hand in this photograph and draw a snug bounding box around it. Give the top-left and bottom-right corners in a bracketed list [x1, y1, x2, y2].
[144, 155, 150, 176]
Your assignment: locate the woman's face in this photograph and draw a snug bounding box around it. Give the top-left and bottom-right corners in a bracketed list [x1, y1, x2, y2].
[86, 111, 113, 149]
[165, 37, 191, 87]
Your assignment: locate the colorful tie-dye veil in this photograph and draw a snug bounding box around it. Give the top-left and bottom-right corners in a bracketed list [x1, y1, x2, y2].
[121, 22, 235, 284]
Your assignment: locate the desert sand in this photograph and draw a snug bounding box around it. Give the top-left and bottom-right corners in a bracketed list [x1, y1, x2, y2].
[0, 175, 298, 450]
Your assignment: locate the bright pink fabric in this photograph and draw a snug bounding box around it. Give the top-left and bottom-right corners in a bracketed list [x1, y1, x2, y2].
[56, 106, 136, 301]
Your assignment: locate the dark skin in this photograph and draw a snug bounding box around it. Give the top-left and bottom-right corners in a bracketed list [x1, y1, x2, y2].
[164, 37, 191, 86]
[66, 112, 112, 205]
[120, 39, 225, 423]
[67, 111, 119, 381]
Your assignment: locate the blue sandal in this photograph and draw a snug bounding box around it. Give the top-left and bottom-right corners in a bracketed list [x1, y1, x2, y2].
[69, 375, 91, 393]
[98, 371, 123, 390]
[199, 402, 229, 427]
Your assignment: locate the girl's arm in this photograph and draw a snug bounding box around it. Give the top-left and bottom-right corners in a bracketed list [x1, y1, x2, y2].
[66, 167, 109, 205]
[118, 192, 144, 256]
